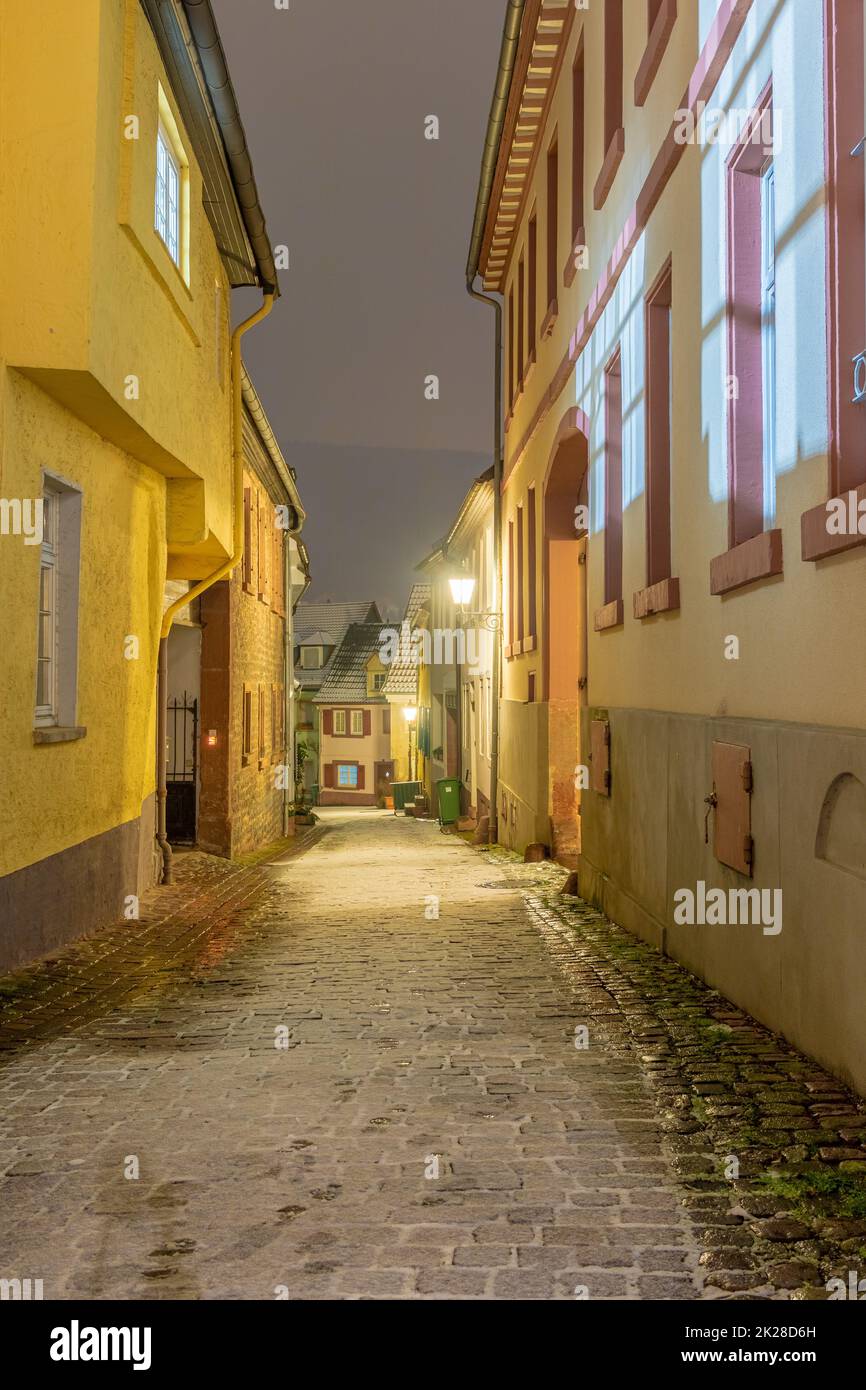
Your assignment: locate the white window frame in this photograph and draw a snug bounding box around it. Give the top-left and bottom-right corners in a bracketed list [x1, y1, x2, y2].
[761, 162, 776, 528]
[155, 121, 181, 267]
[333, 709, 347, 735]
[350, 709, 364, 736]
[35, 488, 59, 724]
[337, 763, 358, 788]
[34, 476, 82, 729]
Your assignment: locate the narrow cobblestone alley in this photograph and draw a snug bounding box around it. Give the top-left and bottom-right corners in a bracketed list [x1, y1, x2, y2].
[0, 810, 709, 1301]
[2, 811, 865, 1303]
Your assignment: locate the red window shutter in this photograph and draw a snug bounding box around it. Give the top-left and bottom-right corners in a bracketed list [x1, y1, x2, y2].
[712, 741, 753, 877]
[257, 494, 266, 599]
[242, 486, 252, 589]
[363, 710, 372, 737]
[383, 707, 391, 735]
[357, 765, 365, 790]
[324, 762, 335, 789]
[322, 709, 333, 735]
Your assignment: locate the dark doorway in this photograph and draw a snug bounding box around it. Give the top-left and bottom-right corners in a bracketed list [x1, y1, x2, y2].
[167, 692, 198, 843]
[374, 760, 395, 800]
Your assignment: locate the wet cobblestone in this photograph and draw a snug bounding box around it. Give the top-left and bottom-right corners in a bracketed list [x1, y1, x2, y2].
[0, 812, 863, 1300]
[489, 846, 866, 1301]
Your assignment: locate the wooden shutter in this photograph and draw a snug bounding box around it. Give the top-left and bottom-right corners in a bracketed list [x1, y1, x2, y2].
[591, 719, 611, 795]
[257, 494, 267, 600]
[324, 762, 335, 788]
[357, 765, 365, 790]
[712, 741, 753, 876]
[322, 709, 333, 735]
[272, 526, 281, 613]
[242, 486, 252, 590]
[383, 706, 391, 735]
[363, 709, 372, 737]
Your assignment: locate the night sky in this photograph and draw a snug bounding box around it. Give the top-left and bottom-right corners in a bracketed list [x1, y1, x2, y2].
[211, 0, 505, 619]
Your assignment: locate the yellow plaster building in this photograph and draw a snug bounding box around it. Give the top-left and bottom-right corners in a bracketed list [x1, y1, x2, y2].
[0, 0, 281, 969]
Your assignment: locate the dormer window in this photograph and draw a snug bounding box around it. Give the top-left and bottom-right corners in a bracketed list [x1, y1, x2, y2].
[299, 645, 323, 669]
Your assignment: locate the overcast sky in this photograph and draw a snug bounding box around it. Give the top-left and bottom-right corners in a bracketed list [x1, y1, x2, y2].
[211, 0, 505, 618]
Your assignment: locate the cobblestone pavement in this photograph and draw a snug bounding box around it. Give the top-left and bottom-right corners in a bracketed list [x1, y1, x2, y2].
[1, 811, 864, 1301]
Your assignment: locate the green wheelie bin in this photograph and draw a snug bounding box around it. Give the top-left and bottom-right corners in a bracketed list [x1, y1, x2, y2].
[436, 777, 461, 828]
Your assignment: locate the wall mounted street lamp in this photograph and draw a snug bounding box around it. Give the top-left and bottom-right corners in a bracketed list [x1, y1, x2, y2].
[448, 571, 501, 632]
[449, 576, 476, 606]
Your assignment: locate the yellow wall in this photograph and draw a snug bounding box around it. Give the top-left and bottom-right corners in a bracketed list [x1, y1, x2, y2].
[0, 0, 233, 563]
[0, 0, 238, 877]
[0, 374, 164, 875]
[387, 694, 415, 782]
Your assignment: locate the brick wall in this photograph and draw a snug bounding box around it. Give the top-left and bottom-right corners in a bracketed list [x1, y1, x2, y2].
[200, 468, 290, 857]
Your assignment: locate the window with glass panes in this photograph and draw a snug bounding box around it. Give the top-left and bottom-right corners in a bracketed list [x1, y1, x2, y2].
[155, 124, 180, 265]
[36, 486, 58, 722]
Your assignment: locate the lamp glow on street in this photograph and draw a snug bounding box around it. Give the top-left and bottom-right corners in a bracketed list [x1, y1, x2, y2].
[449, 576, 476, 606]
[403, 706, 418, 722]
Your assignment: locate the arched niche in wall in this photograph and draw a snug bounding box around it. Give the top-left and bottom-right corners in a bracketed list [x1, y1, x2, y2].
[815, 773, 866, 881]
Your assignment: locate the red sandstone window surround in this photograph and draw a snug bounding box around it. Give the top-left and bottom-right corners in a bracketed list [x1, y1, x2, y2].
[517, 502, 525, 645]
[517, 254, 525, 389]
[507, 285, 515, 413]
[635, 258, 680, 619]
[564, 34, 585, 290]
[596, 347, 624, 631]
[527, 485, 537, 649]
[635, 0, 677, 108]
[242, 485, 253, 593]
[542, 135, 559, 338]
[802, 0, 866, 561]
[594, 0, 625, 211]
[711, 84, 783, 596]
[507, 518, 515, 657]
[527, 213, 537, 366]
[257, 684, 266, 768]
[241, 686, 252, 766]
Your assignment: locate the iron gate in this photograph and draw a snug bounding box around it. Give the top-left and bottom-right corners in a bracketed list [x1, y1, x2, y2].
[167, 692, 198, 843]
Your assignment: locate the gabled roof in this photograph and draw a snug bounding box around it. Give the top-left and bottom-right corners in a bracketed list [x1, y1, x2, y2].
[295, 601, 380, 643]
[314, 624, 388, 705]
[295, 600, 381, 689]
[384, 583, 431, 696]
[472, 0, 574, 293]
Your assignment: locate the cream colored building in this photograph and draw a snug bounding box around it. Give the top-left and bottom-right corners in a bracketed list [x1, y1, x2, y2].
[469, 0, 866, 1092]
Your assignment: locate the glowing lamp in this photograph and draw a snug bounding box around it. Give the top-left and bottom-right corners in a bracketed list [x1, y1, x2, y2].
[449, 576, 476, 606]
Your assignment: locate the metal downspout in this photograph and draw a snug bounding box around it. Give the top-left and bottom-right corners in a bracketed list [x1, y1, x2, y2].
[156, 291, 275, 884]
[464, 0, 525, 844]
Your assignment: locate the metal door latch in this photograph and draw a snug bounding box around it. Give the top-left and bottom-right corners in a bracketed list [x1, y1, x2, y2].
[704, 790, 718, 844]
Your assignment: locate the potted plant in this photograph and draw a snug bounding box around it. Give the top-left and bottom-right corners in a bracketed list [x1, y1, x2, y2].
[293, 742, 318, 825]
